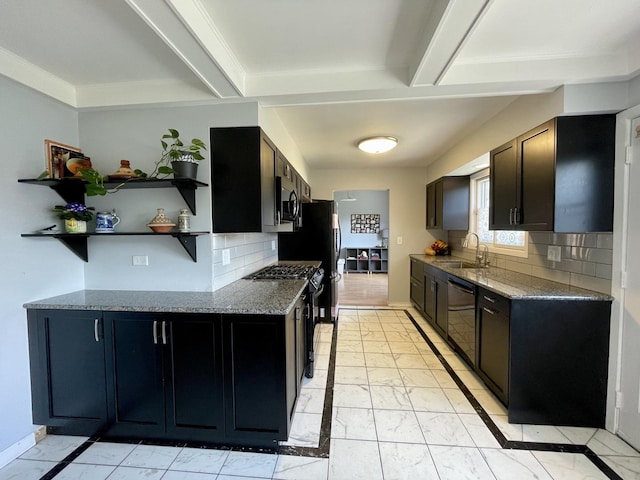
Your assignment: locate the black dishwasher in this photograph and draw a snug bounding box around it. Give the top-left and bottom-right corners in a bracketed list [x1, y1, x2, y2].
[447, 277, 476, 366]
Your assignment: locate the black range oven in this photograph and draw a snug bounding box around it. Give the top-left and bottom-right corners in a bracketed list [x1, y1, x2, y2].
[244, 264, 324, 378]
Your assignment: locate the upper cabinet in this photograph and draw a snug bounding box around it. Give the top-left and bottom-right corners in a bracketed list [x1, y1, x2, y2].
[490, 115, 615, 232]
[210, 126, 310, 234]
[426, 176, 470, 230]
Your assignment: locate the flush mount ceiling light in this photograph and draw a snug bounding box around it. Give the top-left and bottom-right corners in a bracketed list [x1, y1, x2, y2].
[357, 136, 398, 154]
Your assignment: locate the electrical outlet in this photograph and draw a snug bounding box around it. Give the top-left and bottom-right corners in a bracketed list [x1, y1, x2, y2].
[132, 255, 148, 266]
[272, 240, 276, 251]
[222, 249, 231, 265]
[547, 245, 561, 262]
[397, 236, 403, 245]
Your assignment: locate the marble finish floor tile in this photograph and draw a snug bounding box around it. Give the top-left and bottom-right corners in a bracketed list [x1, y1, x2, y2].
[331, 407, 377, 441]
[121, 444, 180, 469]
[328, 439, 383, 480]
[73, 442, 137, 466]
[168, 447, 229, 474]
[429, 445, 496, 480]
[19, 435, 88, 462]
[219, 451, 278, 478]
[0, 459, 58, 480]
[11, 308, 640, 480]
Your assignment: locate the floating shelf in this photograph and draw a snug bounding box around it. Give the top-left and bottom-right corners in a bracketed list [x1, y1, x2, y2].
[21, 231, 209, 262]
[18, 178, 208, 215]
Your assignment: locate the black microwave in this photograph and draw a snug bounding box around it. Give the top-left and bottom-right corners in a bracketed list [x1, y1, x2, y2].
[276, 176, 299, 223]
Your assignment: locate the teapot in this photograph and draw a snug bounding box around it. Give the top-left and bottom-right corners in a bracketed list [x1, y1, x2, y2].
[95, 210, 121, 233]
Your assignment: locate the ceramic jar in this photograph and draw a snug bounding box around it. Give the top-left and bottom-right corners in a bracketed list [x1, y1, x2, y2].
[95, 210, 121, 233]
[65, 219, 87, 234]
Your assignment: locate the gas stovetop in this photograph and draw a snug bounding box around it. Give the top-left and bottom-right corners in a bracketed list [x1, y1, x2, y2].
[244, 264, 318, 280]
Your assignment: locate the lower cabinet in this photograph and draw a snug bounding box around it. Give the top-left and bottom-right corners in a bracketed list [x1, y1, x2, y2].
[422, 264, 447, 337]
[104, 312, 223, 442]
[27, 310, 109, 435]
[476, 288, 510, 404]
[27, 306, 301, 447]
[408, 257, 612, 428]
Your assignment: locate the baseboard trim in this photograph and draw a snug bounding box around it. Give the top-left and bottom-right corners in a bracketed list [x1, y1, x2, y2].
[0, 430, 38, 469]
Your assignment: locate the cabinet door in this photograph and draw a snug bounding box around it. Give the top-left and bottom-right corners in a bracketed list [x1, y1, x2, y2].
[426, 183, 436, 228]
[104, 313, 165, 438]
[166, 316, 224, 441]
[410, 278, 425, 311]
[222, 314, 291, 443]
[424, 270, 436, 323]
[27, 310, 108, 434]
[477, 303, 509, 403]
[490, 140, 518, 230]
[434, 180, 443, 229]
[435, 278, 448, 337]
[518, 120, 555, 230]
[261, 133, 278, 228]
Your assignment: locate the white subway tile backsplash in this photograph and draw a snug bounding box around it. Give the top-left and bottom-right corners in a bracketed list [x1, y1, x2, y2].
[449, 229, 612, 295]
[211, 232, 278, 291]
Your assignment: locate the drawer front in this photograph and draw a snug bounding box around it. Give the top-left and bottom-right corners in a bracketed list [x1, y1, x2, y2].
[478, 287, 510, 316]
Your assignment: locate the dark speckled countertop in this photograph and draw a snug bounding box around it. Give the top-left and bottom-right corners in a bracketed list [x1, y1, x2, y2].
[410, 254, 612, 301]
[23, 261, 321, 315]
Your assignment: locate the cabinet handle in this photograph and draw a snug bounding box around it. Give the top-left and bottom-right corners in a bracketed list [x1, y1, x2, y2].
[514, 207, 519, 224]
[162, 321, 167, 345]
[431, 279, 436, 292]
[483, 295, 496, 303]
[483, 307, 497, 315]
[94, 319, 100, 342]
[509, 208, 514, 225]
[153, 320, 158, 345]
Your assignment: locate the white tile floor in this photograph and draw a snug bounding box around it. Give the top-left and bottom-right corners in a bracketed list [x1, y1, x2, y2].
[2, 306, 640, 480]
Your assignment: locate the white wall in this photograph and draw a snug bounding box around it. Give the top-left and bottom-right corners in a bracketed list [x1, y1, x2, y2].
[259, 106, 309, 181]
[0, 76, 85, 459]
[310, 167, 434, 305]
[78, 102, 262, 291]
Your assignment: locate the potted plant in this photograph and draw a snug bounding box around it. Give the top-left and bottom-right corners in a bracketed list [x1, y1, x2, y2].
[155, 128, 207, 179]
[53, 202, 95, 233]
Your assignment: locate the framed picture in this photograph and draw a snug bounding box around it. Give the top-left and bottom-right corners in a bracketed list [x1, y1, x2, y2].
[351, 213, 381, 233]
[45, 139, 91, 179]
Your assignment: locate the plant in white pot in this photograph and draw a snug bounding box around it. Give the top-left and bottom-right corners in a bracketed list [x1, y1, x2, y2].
[154, 128, 207, 180]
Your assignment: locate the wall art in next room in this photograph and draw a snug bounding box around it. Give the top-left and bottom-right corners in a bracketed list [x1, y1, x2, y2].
[351, 213, 380, 233]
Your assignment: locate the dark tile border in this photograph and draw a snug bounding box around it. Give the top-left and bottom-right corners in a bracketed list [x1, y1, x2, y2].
[35, 307, 624, 479]
[404, 309, 623, 480]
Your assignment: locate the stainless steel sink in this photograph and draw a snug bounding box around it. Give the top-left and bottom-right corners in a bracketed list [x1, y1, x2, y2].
[433, 260, 480, 269]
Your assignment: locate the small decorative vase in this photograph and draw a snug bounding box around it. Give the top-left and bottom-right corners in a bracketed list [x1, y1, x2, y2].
[171, 160, 198, 179]
[65, 219, 87, 234]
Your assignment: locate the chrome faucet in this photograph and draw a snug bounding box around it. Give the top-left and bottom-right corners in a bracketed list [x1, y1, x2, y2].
[463, 232, 480, 265]
[463, 232, 489, 267]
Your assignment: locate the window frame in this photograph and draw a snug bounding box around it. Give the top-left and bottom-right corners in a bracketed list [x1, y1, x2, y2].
[467, 168, 528, 258]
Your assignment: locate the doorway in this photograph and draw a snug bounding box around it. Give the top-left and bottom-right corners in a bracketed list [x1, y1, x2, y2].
[334, 190, 389, 306]
[615, 111, 640, 449]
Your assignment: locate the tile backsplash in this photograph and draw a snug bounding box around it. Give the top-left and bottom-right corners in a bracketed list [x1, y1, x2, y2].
[448, 230, 613, 295]
[212, 232, 278, 290]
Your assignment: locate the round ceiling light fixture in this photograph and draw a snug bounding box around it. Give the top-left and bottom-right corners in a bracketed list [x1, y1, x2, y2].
[357, 136, 398, 154]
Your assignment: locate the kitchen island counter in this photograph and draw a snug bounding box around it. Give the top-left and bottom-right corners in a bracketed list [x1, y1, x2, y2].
[410, 254, 612, 301]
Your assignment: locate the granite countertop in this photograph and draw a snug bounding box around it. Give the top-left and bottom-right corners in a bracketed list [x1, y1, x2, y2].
[410, 254, 613, 301]
[23, 261, 321, 315]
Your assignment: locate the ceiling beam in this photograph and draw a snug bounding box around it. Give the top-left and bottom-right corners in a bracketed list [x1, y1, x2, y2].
[409, 0, 490, 87]
[124, 0, 243, 98]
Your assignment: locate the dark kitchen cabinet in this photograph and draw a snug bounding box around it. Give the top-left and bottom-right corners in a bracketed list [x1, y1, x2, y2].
[476, 288, 510, 404]
[422, 264, 448, 337]
[103, 312, 224, 442]
[27, 310, 108, 435]
[426, 176, 470, 230]
[222, 309, 297, 444]
[211, 126, 292, 233]
[410, 258, 425, 311]
[490, 114, 615, 232]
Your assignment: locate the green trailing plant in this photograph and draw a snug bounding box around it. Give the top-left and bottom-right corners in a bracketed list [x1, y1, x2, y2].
[146, 128, 207, 178]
